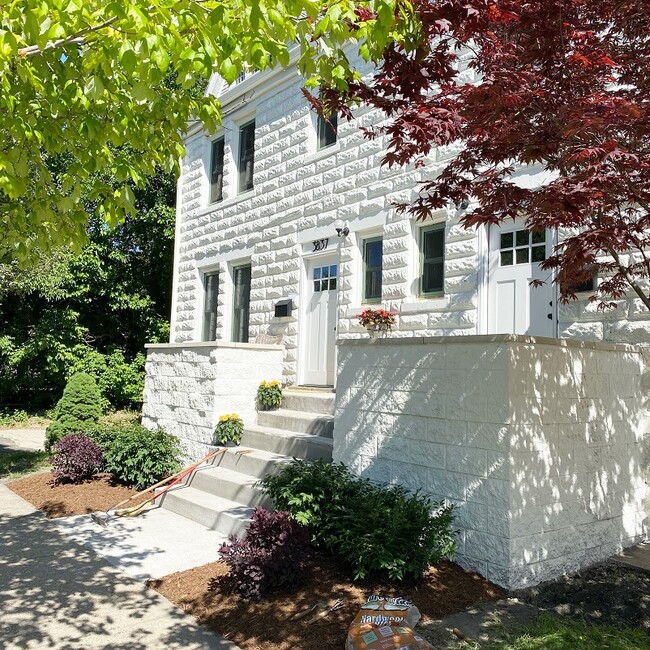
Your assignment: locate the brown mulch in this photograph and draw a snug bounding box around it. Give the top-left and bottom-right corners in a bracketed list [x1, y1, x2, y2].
[150, 555, 505, 650]
[7, 471, 147, 518]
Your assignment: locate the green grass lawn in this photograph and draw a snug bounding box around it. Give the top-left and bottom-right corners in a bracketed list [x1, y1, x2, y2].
[0, 450, 50, 480]
[477, 614, 650, 650]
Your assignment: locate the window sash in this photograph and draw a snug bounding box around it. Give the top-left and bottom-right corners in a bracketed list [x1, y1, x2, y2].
[317, 112, 338, 149]
[419, 225, 445, 296]
[232, 264, 251, 343]
[363, 237, 383, 302]
[202, 272, 219, 341]
[238, 120, 255, 193]
[210, 138, 225, 203]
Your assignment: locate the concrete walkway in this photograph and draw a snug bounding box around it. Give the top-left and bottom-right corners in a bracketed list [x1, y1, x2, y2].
[0, 427, 46, 452]
[0, 483, 240, 650]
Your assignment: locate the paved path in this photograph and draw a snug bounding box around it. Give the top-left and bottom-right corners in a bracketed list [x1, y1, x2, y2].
[0, 483, 240, 650]
[0, 427, 46, 452]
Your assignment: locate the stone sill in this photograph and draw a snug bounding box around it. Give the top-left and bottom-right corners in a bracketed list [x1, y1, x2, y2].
[337, 334, 641, 353]
[145, 341, 283, 351]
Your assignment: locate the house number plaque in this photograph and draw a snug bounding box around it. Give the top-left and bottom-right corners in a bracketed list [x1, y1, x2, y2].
[312, 238, 329, 252]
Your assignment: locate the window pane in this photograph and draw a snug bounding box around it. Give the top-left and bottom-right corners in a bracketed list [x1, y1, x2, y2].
[500, 250, 514, 266]
[365, 270, 381, 300]
[516, 230, 529, 247]
[329, 278, 337, 290]
[313, 267, 321, 280]
[318, 112, 338, 149]
[330, 265, 337, 278]
[422, 261, 444, 294]
[531, 245, 546, 263]
[210, 139, 224, 203]
[500, 232, 513, 249]
[424, 228, 444, 260]
[313, 280, 320, 293]
[238, 121, 255, 193]
[365, 239, 382, 268]
[531, 230, 546, 244]
[321, 266, 329, 278]
[516, 248, 530, 264]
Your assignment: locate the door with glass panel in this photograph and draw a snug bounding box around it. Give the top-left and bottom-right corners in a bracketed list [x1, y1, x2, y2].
[303, 256, 338, 385]
[488, 223, 555, 336]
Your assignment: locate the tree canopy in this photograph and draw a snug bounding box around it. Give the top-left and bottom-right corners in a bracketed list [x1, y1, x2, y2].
[0, 0, 404, 261]
[319, 0, 650, 308]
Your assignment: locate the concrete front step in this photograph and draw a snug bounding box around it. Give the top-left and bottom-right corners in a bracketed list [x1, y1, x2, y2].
[242, 425, 333, 460]
[281, 389, 335, 415]
[257, 408, 334, 437]
[158, 487, 254, 537]
[186, 465, 273, 510]
[206, 445, 293, 479]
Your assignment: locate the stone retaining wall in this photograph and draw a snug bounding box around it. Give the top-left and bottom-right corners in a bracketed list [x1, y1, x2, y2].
[142, 342, 283, 461]
[334, 335, 649, 589]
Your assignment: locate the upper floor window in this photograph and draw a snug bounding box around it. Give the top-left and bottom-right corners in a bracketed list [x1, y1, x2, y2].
[210, 138, 225, 203]
[202, 271, 220, 341]
[238, 120, 255, 193]
[363, 236, 383, 303]
[419, 224, 445, 296]
[317, 112, 338, 149]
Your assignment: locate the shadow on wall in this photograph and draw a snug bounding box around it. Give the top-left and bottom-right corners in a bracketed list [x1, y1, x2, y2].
[0, 507, 230, 649]
[333, 335, 649, 589]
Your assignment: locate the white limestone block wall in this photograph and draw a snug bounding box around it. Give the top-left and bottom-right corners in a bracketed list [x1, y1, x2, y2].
[171, 65, 481, 384]
[142, 342, 283, 461]
[334, 335, 648, 589]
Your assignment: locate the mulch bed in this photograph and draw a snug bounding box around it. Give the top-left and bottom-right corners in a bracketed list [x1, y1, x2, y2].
[8, 469, 506, 647]
[150, 556, 505, 650]
[7, 471, 146, 518]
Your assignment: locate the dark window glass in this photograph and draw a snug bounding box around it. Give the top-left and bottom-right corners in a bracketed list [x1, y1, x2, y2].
[500, 232, 513, 249]
[317, 112, 338, 149]
[420, 225, 445, 295]
[516, 229, 529, 247]
[238, 120, 255, 193]
[516, 248, 530, 264]
[500, 250, 514, 266]
[202, 272, 219, 341]
[575, 275, 595, 292]
[232, 264, 251, 342]
[531, 230, 546, 244]
[210, 138, 225, 203]
[531, 245, 546, 263]
[363, 237, 383, 302]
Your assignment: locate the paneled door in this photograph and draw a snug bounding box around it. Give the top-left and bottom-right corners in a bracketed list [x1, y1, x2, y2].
[488, 224, 555, 337]
[302, 256, 338, 385]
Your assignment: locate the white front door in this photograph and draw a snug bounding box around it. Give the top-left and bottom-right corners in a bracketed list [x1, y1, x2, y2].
[488, 224, 555, 337]
[302, 257, 338, 385]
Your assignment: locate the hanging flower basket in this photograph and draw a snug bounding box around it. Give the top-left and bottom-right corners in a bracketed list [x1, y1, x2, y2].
[366, 322, 391, 338]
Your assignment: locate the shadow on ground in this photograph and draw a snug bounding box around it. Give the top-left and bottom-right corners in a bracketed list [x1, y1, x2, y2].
[0, 505, 236, 649]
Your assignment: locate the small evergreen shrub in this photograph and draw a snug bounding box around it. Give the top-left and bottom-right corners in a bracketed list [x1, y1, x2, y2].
[213, 413, 243, 445]
[216, 507, 311, 600]
[50, 433, 103, 483]
[45, 372, 103, 451]
[256, 380, 282, 409]
[261, 460, 457, 581]
[101, 424, 181, 490]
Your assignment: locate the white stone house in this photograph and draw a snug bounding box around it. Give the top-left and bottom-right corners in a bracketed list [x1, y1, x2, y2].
[142, 58, 649, 589]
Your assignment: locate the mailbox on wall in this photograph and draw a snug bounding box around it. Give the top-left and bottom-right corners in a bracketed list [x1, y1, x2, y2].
[274, 298, 293, 318]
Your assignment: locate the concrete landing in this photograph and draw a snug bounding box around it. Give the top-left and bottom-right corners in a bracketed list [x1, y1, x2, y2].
[612, 541, 650, 573]
[0, 483, 239, 650]
[51, 504, 230, 581]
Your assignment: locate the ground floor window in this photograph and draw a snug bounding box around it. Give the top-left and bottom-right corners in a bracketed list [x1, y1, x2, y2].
[419, 224, 445, 296]
[363, 236, 383, 303]
[202, 271, 219, 341]
[232, 264, 251, 343]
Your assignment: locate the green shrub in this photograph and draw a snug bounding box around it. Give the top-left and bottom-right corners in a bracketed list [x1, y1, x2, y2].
[45, 372, 103, 451]
[0, 409, 29, 427]
[99, 424, 182, 490]
[256, 380, 282, 409]
[261, 460, 457, 581]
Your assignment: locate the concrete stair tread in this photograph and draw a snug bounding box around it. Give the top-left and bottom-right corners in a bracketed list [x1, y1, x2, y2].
[284, 387, 335, 393]
[244, 424, 333, 447]
[192, 464, 262, 489]
[161, 486, 255, 520]
[264, 408, 334, 420]
[207, 445, 293, 463]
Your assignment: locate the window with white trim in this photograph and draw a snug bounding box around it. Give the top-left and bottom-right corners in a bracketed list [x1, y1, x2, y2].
[238, 120, 255, 193]
[419, 224, 445, 296]
[362, 236, 383, 303]
[202, 271, 220, 341]
[317, 112, 338, 149]
[209, 138, 225, 203]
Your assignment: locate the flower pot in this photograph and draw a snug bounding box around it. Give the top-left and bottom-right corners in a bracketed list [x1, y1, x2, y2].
[366, 324, 390, 339]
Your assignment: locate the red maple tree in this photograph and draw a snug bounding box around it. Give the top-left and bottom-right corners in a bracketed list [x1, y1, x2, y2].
[318, 1, 650, 308]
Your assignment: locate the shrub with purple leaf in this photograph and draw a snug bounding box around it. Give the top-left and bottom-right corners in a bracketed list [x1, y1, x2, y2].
[216, 507, 311, 600]
[50, 433, 103, 483]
